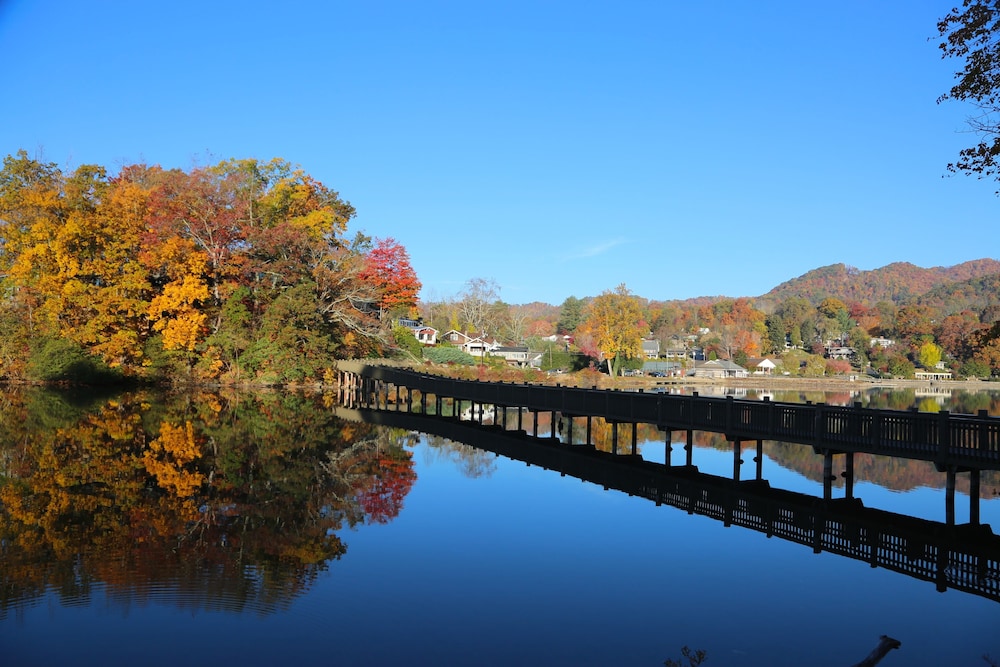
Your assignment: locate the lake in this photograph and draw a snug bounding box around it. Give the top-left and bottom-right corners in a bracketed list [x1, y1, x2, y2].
[1, 385, 999, 666]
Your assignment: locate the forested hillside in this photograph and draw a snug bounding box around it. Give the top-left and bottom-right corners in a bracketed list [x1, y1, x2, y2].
[759, 259, 1000, 308]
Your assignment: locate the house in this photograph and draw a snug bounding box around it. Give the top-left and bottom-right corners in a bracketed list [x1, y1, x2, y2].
[413, 326, 438, 345]
[461, 336, 499, 357]
[746, 357, 777, 375]
[826, 346, 855, 360]
[397, 318, 437, 345]
[442, 329, 473, 345]
[663, 336, 687, 359]
[870, 337, 894, 349]
[492, 346, 531, 366]
[915, 370, 953, 381]
[691, 359, 749, 378]
[641, 338, 661, 359]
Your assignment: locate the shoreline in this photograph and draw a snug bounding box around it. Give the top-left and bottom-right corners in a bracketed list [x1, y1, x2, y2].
[622, 375, 1000, 393]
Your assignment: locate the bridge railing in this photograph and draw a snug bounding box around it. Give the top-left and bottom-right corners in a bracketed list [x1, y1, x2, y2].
[347, 364, 1000, 470]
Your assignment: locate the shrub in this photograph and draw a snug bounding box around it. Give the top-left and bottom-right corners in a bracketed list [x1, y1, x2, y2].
[27, 337, 122, 384]
[424, 346, 477, 365]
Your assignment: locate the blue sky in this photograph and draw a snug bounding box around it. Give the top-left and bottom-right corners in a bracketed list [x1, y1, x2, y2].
[1, 1, 994, 306]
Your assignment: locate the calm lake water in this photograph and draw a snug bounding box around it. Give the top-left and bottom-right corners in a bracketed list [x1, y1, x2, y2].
[1, 385, 999, 666]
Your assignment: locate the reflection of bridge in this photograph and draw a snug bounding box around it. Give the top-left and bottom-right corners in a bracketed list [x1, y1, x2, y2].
[336, 363, 1000, 524]
[335, 404, 1000, 605]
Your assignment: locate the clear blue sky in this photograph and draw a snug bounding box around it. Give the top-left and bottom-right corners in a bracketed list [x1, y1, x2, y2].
[1, 1, 994, 306]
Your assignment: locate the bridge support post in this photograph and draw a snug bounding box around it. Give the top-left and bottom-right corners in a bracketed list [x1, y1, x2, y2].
[946, 466, 956, 525]
[823, 449, 834, 501]
[733, 439, 743, 482]
[551, 411, 557, 439]
[970, 468, 981, 525]
[631, 422, 638, 455]
[685, 429, 693, 466]
[533, 410, 539, 438]
[518, 406, 523, 433]
[586, 416, 592, 447]
[755, 440, 763, 480]
[844, 451, 855, 498]
[612, 422, 619, 454]
[664, 429, 672, 467]
[566, 416, 573, 444]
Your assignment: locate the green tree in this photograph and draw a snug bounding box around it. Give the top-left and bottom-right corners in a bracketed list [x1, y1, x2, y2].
[557, 296, 585, 334]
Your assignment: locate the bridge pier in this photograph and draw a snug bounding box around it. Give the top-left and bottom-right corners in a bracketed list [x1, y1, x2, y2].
[586, 416, 592, 447]
[823, 450, 834, 501]
[971, 469, 981, 525]
[733, 439, 743, 482]
[685, 429, 694, 466]
[754, 439, 763, 480]
[632, 422, 638, 455]
[946, 467, 956, 526]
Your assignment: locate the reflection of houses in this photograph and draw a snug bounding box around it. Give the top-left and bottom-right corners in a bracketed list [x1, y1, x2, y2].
[641, 338, 661, 359]
[746, 357, 777, 375]
[493, 346, 531, 367]
[691, 359, 749, 378]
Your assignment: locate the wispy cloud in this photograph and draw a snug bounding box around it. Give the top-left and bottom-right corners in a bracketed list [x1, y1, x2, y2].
[561, 238, 629, 262]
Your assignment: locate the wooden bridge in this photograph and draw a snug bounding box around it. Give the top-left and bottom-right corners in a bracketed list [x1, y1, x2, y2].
[336, 362, 1000, 522]
[336, 403, 1000, 606]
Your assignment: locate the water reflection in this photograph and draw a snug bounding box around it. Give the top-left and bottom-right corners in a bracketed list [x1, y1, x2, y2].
[340, 405, 1000, 605]
[0, 387, 416, 617]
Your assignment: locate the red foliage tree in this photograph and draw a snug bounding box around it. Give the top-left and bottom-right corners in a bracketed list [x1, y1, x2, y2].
[358, 237, 421, 317]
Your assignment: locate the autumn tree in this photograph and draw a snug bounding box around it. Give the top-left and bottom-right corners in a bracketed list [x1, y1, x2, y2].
[0, 153, 399, 383]
[918, 341, 944, 369]
[357, 236, 421, 319]
[580, 283, 643, 377]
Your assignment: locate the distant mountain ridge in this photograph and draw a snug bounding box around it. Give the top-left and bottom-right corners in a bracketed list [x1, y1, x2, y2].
[758, 259, 1000, 307]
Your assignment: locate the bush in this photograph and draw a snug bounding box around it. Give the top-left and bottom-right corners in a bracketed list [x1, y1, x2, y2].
[392, 325, 424, 360]
[423, 346, 477, 365]
[27, 337, 122, 384]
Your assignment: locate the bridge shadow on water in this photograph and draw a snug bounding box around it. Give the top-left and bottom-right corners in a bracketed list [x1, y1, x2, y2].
[336, 405, 1000, 606]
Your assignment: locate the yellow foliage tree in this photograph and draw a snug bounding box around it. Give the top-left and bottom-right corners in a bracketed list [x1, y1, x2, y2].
[581, 283, 643, 377]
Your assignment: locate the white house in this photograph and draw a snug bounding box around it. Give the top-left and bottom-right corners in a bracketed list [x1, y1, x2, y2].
[692, 359, 749, 378]
[746, 357, 777, 375]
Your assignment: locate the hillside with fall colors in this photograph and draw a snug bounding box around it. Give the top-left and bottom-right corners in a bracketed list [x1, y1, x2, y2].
[757, 259, 1000, 308]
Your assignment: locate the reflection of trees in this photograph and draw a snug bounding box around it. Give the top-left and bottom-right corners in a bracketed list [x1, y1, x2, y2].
[0, 388, 416, 616]
[682, 427, 1000, 498]
[423, 434, 498, 478]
